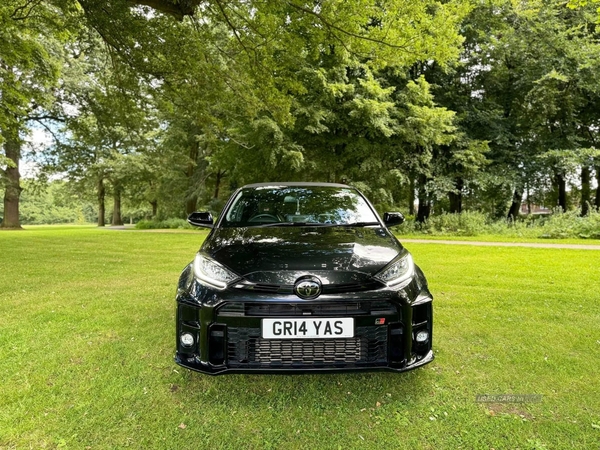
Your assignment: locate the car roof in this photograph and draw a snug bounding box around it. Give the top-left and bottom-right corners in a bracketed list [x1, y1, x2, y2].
[241, 182, 352, 189]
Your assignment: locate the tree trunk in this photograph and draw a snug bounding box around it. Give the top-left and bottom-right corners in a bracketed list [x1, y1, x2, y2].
[408, 176, 415, 216]
[150, 200, 158, 217]
[581, 166, 591, 216]
[185, 142, 199, 215]
[448, 177, 464, 214]
[416, 174, 431, 223]
[185, 197, 197, 215]
[112, 186, 123, 226]
[213, 170, 224, 199]
[97, 177, 105, 227]
[554, 171, 567, 212]
[595, 166, 600, 210]
[1, 132, 22, 229]
[507, 188, 522, 221]
[328, 169, 336, 184]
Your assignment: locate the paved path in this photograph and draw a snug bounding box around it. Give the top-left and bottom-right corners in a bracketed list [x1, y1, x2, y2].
[401, 239, 600, 250]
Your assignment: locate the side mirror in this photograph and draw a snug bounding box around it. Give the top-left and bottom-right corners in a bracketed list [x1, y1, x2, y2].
[383, 212, 405, 227]
[187, 211, 214, 228]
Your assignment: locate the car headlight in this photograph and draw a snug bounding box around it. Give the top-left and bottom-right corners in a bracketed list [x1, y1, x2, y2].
[193, 254, 240, 290]
[374, 253, 414, 287]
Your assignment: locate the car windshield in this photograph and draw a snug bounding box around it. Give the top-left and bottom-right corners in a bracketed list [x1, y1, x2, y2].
[220, 186, 379, 228]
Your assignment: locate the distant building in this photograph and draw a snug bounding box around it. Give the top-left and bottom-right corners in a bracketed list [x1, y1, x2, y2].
[520, 204, 551, 215]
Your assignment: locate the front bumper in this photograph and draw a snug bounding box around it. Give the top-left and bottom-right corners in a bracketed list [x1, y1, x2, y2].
[175, 350, 434, 375]
[175, 266, 433, 375]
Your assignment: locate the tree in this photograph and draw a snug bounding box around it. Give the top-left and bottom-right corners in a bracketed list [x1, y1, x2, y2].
[72, 0, 470, 172]
[427, 0, 600, 219]
[43, 27, 158, 226]
[390, 76, 458, 222]
[0, 1, 68, 228]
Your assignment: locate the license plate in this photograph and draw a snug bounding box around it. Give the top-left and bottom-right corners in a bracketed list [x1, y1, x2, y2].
[262, 318, 354, 339]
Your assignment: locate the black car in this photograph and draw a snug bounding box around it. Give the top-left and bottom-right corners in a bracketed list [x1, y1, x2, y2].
[175, 182, 433, 374]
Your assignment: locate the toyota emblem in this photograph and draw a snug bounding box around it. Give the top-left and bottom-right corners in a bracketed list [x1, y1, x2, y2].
[293, 277, 322, 299]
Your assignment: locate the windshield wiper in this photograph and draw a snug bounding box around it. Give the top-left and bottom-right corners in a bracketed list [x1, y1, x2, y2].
[338, 222, 380, 227]
[251, 222, 330, 228]
[250, 221, 380, 228]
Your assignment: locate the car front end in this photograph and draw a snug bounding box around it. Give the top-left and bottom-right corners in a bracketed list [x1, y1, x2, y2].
[175, 183, 433, 375]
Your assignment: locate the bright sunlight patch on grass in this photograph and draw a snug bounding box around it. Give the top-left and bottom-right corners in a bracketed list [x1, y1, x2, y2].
[1, 227, 599, 449]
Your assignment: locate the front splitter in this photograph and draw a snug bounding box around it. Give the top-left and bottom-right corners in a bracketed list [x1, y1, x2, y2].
[175, 350, 434, 375]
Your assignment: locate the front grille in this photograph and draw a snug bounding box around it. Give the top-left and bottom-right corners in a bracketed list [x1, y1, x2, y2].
[218, 301, 397, 317]
[256, 339, 363, 364]
[234, 280, 382, 295]
[250, 283, 282, 293]
[322, 282, 378, 294]
[226, 326, 388, 368]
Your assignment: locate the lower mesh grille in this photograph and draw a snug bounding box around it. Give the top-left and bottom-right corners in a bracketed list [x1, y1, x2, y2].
[227, 326, 388, 368]
[255, 338, 363, 364]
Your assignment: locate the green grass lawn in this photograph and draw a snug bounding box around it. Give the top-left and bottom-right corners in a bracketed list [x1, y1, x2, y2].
[1, 227, 599, 449]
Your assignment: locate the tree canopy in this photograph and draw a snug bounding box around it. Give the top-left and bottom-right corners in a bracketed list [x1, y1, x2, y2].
[2, 0, 600, 227]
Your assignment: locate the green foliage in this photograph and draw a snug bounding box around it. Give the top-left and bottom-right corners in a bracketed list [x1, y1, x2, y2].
[537, 209, 600, 239]
[425, 0, 600, 217]
[397, 210, 488, 236]
[134, 218, 193, 230]
[397, 76, 457, 151]
[1, 0, 77, 228]
[0, 155, 16, 169]
[540, 148, 600, 175]
[0, 1, 65, 131]
[18, 180, 96, 225]
[5, 0, 600, 228]
[396, 209, 600, 239]
[419, 210, 489, 236]
[59, 0, 472, 216]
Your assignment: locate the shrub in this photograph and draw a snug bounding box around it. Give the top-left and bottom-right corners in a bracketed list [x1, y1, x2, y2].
[423, 211, 489, 236]
[395, 211, 489, 236]
[537, 209, 600, 239]
[135, 218, 193, 230]
[395, 209, 600, 239]
[578, 209, 600, 239]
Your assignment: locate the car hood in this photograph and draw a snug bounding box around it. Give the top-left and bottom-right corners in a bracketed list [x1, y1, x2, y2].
[201, 226, 403, 283]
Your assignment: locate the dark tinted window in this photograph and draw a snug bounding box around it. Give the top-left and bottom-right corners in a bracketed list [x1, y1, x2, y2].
[221, 186, 378, 227]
